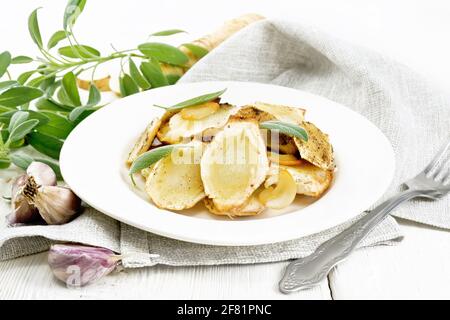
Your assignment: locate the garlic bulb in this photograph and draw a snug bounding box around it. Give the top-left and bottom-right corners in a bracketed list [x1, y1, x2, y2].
[8, 161, 82, 226]
[48, 244, 121, 287]
[26, 162, 57, 187]
[7, 174, 40, 224]
[8, 162, 58, 225]
[22, 177, 81, 225]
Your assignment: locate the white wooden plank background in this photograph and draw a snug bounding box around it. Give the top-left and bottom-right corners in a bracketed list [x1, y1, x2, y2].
[330, 221, 450, 300]
[1, 0, 450, 299]
[0, 256, 331, 299]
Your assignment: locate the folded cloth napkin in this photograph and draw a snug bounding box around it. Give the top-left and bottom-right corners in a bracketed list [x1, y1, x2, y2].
[1, 18, 449, 267]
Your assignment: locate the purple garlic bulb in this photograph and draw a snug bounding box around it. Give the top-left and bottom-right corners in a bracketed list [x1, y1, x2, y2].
[48, 244, 121, 287]
[8, 161, 59, 225]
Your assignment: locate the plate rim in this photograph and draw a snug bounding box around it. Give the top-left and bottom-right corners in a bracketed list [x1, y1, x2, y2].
[60, 81, 396, 246]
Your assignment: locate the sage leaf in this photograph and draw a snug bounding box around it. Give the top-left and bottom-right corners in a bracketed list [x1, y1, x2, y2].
[28, 8, 43, 48]
[62, 72, 81, 106]
[45, 80, 62, 97]
[166, 74, 180, 85]
[18, 71, 36, 85]
[64, 0, 87, 30]
[35, 98, 71, 112]
[57, 87, 75, 107]
[0, 110, 49, 127]
[37, 111, 74, 139]
[182, 43, 209, 59]
[69, 106, 89, 122]
[129, 58, 150, 90]
[27, 132, 63, 160]
[27, 75, 46, 88]
[27, 110, 50, 124]
[8, 119, 39, 143]
[58, 45, 100, 59]
[260, 121, 308, 141]
[140, 61, 168, 88]
[47, 30, 70, 49]
[150, 29, 186, 36]
[0, 81, 19, 93]
[0, 158, 11, 169]
[68, 85, 99, 122]
[11, 56, 33, 64]
[0, 111, 14, 125]
[19, 103, 30, 111]
[0, 105, 13, 113]
[160, 89, 226, 111]
[0, 128, 6, 143]
[87, 84, 101, 106]
[8, 111, 29, 133]
[9, 153, 34, 170]
[0, 51, 11, 78]
[0, 86, 43, 107]
[35, 98, 60, 111]
[40, 75, 56, 92]
[130, 145, 185, 175]
[71, 107, 98, 126]
[119, 74, 139, 97]
[138, 43, 189, 66]
[9, 138, 26, 149]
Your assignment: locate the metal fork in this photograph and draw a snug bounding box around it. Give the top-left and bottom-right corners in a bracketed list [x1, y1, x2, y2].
[279, 138, 450, 294]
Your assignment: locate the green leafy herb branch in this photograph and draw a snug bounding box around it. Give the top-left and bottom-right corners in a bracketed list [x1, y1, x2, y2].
[0, 0, 211, 173]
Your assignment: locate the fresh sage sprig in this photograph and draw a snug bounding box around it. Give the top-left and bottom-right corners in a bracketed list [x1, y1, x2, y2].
[149, 29, 186, 37]
[0, 0, 210, 175]
[138, 43, 189, 66]
[260, 121, 309, 141]
[0, 111, 40, 168]
[129, 145, 177, 175]
[154, 89, 227, 111]
[6, 112, 40, 147]
[129, 144, 190, 184]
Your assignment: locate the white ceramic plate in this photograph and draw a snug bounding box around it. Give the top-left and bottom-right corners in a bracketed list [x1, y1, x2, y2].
[60, 81, 395, 246]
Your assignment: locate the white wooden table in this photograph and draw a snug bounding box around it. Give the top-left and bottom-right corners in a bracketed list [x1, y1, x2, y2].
[1, 0, 450, 299]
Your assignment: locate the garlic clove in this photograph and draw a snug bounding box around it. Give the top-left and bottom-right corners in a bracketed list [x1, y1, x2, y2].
[22, 177, 82, 225]
[26, 162, 57, 186]
[34, 186, 81, 225]
[8, 199, 39, 225]
[8, 174, 40, 224]
[11, 174, 27, 197]
[48, 244, 121, 287]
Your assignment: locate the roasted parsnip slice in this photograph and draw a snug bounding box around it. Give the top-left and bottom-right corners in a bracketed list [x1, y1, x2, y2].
[201, 121, 269, 211]
[204, 194, 265, 217]
[253, 102, 305, 124]
[145, 141, 205, 210]
[127, 117, 162, 165]
[231, 106, 274, 123]
[157, 121, 184, 144]
[282, 162, 333, 197]
[294, 121, 335, 171]
[267, 133, 298, 155]
[180, 102, 220, 120]
[158, 104, 236, 143]
[267, 152, 303, 166]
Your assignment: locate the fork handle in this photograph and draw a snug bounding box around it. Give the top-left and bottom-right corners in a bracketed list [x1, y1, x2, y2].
[279, 189, 422, 293]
